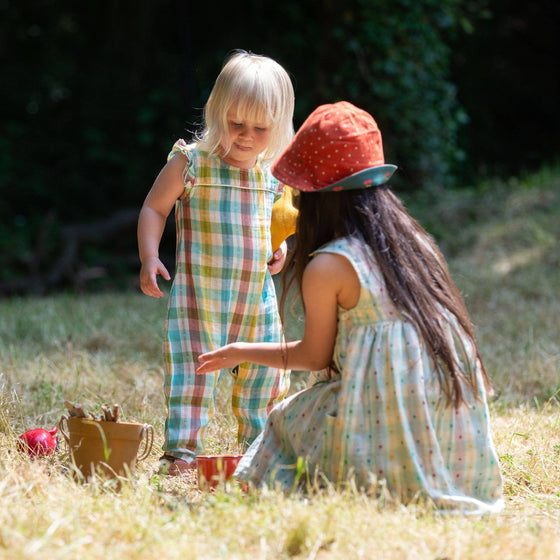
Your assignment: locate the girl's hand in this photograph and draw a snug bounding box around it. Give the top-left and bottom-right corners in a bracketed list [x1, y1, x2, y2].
[196, 344, 243, 374]
[267, 241, 287, 275]
[139, 256, 170, 298]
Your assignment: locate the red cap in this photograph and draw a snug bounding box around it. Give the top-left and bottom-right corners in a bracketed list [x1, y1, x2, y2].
[272, 101, 396, 192]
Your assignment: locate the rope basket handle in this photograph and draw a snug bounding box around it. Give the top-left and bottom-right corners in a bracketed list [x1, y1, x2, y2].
[58, 415, 70, 444]
[137, 424, 154, 462]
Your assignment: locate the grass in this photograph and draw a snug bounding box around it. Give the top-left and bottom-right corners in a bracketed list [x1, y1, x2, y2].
[1, 166, 560, 559]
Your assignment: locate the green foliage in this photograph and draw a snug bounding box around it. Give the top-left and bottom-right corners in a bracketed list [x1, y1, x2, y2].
[0, 1, 186, 222]
[451, 0, 560, 179]
[310, 0, 473, 190]
[1, 0, 558, 292]
[0, 0, 483, 215]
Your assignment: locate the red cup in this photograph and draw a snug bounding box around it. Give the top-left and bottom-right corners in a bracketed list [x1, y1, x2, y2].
[196, 454, 243, 490]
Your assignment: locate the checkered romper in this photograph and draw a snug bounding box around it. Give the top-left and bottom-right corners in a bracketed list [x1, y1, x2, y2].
[163, 140, 290, 461]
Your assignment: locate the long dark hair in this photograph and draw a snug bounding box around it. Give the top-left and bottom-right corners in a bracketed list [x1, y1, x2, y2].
[280, 186, 491, 407]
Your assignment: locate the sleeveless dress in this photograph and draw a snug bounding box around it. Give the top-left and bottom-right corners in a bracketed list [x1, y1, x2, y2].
[235, 236, 503, 514]
[163, 140, 290, 461]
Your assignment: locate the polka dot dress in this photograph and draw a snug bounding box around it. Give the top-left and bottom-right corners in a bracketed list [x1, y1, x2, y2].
[235, 237, 503, 514]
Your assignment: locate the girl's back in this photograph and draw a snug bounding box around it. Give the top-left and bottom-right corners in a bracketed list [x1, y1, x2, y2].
[312, 236, 503, 512]
[236, 235, 503, 514]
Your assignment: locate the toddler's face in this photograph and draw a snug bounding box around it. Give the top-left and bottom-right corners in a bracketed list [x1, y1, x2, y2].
[221, 105, 272, 169]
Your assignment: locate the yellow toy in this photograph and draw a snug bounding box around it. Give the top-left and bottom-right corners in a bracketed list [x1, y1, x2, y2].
[270, 186, 298, 256]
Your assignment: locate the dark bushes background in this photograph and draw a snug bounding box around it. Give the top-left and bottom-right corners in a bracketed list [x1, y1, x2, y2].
[1, 0, 558, 292]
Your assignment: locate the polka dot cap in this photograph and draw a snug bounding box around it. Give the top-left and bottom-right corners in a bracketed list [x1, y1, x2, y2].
[272, 101, 397, 192]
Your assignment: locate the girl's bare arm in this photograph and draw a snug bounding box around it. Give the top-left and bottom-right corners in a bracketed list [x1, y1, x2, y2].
[196, 252, 360, 373]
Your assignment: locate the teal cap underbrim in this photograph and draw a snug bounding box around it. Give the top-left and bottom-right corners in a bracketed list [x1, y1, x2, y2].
[318, 165, 397, 192]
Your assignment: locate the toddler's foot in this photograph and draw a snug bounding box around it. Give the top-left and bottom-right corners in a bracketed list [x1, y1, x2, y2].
[158, 454, 197, 476]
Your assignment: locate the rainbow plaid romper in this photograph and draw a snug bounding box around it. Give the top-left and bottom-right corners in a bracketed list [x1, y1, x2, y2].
[163, 140, 290, 462]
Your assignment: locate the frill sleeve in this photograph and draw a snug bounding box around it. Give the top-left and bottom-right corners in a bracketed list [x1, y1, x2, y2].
[167, 139, 196, 198]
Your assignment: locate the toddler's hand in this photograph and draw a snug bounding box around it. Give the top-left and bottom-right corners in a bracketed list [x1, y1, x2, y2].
[139, 256, 170, 298]
[267, 241, 287, 275]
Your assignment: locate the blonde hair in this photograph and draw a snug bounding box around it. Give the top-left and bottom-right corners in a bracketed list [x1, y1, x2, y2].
[196, 50, 295, 164]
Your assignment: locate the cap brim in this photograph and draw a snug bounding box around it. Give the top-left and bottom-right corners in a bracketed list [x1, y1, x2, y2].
[307, 165, 397, 192]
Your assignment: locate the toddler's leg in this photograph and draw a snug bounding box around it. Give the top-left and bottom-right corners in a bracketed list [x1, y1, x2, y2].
[232, 362, 290, 446]
[164, 362, 219, 462]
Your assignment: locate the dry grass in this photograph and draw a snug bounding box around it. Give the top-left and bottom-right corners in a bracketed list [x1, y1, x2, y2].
[1, 168, 560, 559]
[0, 408, 559, 560]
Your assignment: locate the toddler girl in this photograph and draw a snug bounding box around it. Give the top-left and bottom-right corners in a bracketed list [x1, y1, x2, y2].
[138, 50, 295, 475]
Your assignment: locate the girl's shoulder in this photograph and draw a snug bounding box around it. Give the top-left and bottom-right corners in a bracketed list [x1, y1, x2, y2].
[167, 139, 218, 164]
[313, 236, 363, 259]
[313, 236, 380, 285]
[167, 139, 198, 162]
[167, 139, 223, 178]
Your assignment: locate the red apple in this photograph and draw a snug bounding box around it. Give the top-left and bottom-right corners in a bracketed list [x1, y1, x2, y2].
[18, 427, 58, 456]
